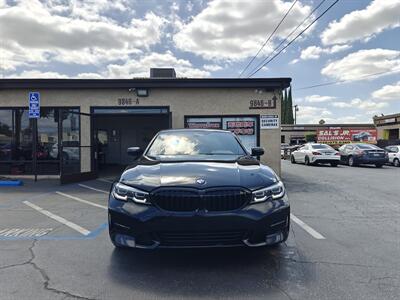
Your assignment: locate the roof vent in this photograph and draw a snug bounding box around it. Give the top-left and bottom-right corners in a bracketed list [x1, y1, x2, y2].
[150, 68, 176, 78]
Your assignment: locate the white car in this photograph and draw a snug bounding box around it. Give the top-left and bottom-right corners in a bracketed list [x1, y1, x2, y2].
[385, 145, 400, 167]
[290, 143, 340, 167]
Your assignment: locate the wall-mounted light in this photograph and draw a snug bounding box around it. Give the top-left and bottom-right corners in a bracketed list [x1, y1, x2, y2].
[136, 88, 148, 97]
[128, 88, 149, 97]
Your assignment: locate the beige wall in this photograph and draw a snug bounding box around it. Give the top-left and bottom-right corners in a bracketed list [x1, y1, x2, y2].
[0, 88, 282, 174]
[376, 124, 400, 139]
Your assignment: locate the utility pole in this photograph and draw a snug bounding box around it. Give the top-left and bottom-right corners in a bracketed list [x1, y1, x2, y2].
[294, 105, 299, 124]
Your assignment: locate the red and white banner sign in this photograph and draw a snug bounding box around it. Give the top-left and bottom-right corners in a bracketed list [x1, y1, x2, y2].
[226, 121, 255, 135]
[317, 129, 377, 144]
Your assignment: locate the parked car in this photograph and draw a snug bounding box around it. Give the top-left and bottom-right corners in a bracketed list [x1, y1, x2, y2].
[338, 143, 388, 168]
[385, 145, 400, 167]
[108, 129, 290, 249]
[290, 143, 340, 166]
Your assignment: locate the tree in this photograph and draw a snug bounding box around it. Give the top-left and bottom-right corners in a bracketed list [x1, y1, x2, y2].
[286, 86, 294, 124]
[319, 119, 325, 125]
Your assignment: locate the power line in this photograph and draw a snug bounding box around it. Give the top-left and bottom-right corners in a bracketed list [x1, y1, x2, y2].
[294, 70, 399, 90]
[238, 0, 298, 78]
[245, 0, 328, 78]
[247, 0, 340, 78]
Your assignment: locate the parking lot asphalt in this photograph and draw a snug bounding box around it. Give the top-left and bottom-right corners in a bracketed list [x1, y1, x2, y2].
[0, 162, 399, 300]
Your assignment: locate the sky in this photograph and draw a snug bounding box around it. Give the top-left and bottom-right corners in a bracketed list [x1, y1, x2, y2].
[0, 0, 399, 124]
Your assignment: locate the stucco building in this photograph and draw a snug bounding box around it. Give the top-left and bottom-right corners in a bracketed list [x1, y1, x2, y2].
[0, 69, 290, 183]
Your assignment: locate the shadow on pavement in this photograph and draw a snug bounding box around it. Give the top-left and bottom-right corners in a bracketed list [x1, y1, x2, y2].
[107, 245, 308, 298]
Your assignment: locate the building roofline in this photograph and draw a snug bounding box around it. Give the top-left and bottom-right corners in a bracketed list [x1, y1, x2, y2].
[373, 113, 400, 120]
[0, 78, 291, 90]
[281, 123, 375, 128]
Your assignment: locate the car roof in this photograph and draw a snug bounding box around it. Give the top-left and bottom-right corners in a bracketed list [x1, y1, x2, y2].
[158, 128, 232, 134]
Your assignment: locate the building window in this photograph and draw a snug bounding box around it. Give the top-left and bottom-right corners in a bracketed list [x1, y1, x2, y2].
[281, 135, 285, 143]
[185, 115, 259, 152]
[0, 107, 80, 175]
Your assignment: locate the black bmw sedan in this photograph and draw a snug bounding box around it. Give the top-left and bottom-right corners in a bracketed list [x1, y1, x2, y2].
[108, 129, 290, 249]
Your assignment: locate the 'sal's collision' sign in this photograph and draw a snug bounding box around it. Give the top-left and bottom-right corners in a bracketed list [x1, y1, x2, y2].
[317, 129, 377, 144]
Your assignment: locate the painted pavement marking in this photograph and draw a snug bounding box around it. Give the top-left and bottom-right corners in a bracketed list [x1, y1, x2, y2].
[78, 184, 109, 194]
[0, 228, 53, 237]
[290, 213, 326, 240]
[55, 191, 107, 210]
[23, 201, 91, 236]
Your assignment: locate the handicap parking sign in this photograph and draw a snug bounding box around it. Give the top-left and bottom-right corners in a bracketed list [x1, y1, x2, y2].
[29, 92, 40, 118]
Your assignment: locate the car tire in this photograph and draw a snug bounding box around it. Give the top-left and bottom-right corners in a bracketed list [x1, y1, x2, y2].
[394, 158, 400, 167]
[305, 156, 311, 166]
[348, 156, 356, 167]
[290, 155, 296, 164]
[375, 164, 383, 168]
[331, 162, 338, 167]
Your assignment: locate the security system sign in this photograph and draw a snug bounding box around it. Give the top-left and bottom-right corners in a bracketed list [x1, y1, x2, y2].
[260, 115, 279, 129]
[28, 92, 40, 118]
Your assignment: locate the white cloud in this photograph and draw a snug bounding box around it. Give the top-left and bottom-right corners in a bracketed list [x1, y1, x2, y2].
[321, 0, 400, 45]
[105, 51, 210, 78]
[331, 98, 388, 111]
[174, 0, 312, 60]
[9, 70, 70, 78]
[305, 95, 336, 103]
[203, 64, 223, 72]
[296, 106, 332, 124]
[0, 1, 166, 71]
[371, 81, 400, 101]
[299, 44, 351, 60]
[321, 48, 400, 81]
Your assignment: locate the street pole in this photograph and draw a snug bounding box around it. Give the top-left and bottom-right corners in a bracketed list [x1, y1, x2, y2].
[32, 118, 38, 182]
[294, 105, 298, 124]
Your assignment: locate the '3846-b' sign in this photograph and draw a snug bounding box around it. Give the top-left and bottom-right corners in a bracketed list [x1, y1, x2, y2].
[249, 99, 276, 109]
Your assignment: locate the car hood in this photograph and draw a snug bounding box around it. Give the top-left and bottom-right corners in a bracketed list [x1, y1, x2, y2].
[120, 158, 279, 192]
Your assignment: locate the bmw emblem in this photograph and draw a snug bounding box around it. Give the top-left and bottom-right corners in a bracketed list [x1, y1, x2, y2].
[196, 178, 206, 185]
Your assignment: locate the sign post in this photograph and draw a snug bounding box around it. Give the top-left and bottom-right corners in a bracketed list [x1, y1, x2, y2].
[29, 92, 40, 182]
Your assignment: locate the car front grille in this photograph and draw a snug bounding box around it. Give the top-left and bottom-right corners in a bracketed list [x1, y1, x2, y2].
[157, 230, 246, 247]
[150, 187, 251, 212]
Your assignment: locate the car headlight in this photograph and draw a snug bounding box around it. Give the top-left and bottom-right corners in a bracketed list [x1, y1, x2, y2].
[112, 182, 149, 204]
[252, 181, 285, 203]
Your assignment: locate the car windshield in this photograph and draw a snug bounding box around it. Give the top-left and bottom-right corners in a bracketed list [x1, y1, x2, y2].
[357, 144, 379, 149]
[146, 131, 246, 159]
[312, 144, 332, 150]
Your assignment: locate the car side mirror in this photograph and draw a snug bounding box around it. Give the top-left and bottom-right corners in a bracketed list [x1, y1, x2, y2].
[127, 147, 143, 159]
[251, 147, 264, 156]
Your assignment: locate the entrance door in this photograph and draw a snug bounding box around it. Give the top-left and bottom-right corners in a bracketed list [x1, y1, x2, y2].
[60, 109, 97, 184]
[92, 108, 170, 175]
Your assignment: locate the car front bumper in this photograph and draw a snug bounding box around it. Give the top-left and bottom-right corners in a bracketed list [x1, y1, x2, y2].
[108, 193, 290, 249]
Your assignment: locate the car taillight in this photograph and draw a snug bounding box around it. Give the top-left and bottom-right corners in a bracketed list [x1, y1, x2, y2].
[312, 151, 321, 155]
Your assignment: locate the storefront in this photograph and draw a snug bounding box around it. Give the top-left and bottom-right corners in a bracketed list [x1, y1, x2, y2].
[0, 70, 290, 182]
[373, 113, 400, 146]
[281, 123, 376, 148]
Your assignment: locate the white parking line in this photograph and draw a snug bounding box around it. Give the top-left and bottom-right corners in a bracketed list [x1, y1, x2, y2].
[96, 178, 114, 184]
[290, 213, 326, 240]
[78, 184, 109, 194]
[23, 201, 91, 236]
[55, 191, 107, 210]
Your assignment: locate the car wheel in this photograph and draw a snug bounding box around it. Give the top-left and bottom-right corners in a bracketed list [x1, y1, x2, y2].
[375, 164, 383, 168]
[394, 158, 400, 167]
[290, 155, 296, 164]
[348, 156, 355, 167]
[331, 162, 338, 167]
[305, 156, 311, 166]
